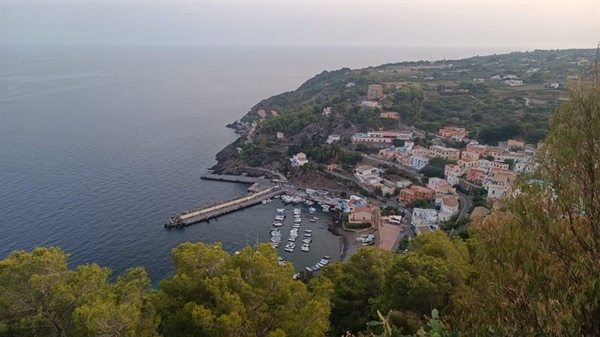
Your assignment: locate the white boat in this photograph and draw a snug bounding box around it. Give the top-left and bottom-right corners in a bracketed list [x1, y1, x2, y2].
[309, 218, 316, 222]
[305, 267, 313, 272]
[304, 233, 312, 237]
[305, 229, 312, 233]
[273, 222, 283, 227]
[302, 238, 312, 244]
[262, 198, 273, 204]
[275, 215, 285, 221]
[301, 245, 310, 252]
[276, 208, 286, 215]
[308, 207, 316, 214]
[293, 208, 301, 215]
[294, 218, 302, 223]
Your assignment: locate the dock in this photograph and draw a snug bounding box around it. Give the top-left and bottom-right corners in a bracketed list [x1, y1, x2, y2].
[200, 173, 274, 192]
[165, 185, 285, 228]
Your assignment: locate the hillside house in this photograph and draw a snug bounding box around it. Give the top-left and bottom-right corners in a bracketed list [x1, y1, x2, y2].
[290, 153, 309, 167]
[349, 206, 373, 225]
[399, 185, 435, 203]
[429, 145, 460, 161]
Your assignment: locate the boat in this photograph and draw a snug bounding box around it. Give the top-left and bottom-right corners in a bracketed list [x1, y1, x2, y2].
[294, 218, 302, 223]
[275, 215, 285, 221]
[301, 245, 310, 252]
[305, 229, 312, 233]
[309, 217, 316, 222]
[276, 208, 286, 215]
[318, 224, 325, 229]
[304, 200, 314, 206]
[262, 198, 273, 204]
[273, 222, 283, 227]
[284, 247, 294, 252]
[323, 256, 330, 260]
[293, 208, 301, 215]
[305, 267, 313, 272]
[304, 233, 312, 237]
[302, 238, 312, 244]
[308, 207, 316, 214]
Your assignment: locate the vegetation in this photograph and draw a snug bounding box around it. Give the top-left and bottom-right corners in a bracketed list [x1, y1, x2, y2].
[2, 54, 599, 337]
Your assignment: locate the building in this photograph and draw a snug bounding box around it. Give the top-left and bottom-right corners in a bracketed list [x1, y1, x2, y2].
[498, 139, 525, 151]
[367, 84, 384, 100]
[257, 109, 267, 118]
[327, 134, 341, 144]
[346, 82, 355, 88]
[276, 132, 285, 139]
[466, 143, 488, 155]
[349, 206, 373, 224]
[290, 153, 309, 167]
[354, 165, 380, 184]
[460, 150, 480, 161]
[444, 164, 463, 186]
[505, 79, 524, 86]
[352, 131, 413, 144]
[326, 164, 339, 171]
[438, 126, 467, 141]
[323, 107, 332, 115]
[439, 197, 459, 222]
[487, 184, 510, 200]
[429, 145, 460, 161]
[458, 157, 479, 170]
[467, 168, 487, 184]
[399, 185, 435, 203]
[409, 156, 429, 170]
[379, 111, 400, 119]
[411, 208, 439, 235]
[394, 178, 412, 188]
[361, 101, 380, 108]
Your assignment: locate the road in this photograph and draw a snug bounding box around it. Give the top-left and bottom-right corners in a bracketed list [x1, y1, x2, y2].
[457, 191, 472, 220]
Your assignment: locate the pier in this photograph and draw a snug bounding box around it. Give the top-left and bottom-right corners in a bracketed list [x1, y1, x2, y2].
[200, 173, 276, 192]
[165, 185, 285, 228]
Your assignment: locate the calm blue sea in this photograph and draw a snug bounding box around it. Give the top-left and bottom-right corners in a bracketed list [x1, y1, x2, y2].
[0, 44, 513, 281]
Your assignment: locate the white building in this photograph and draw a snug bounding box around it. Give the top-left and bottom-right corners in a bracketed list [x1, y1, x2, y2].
[323, 107, 332, 115]
[409, 156, 429, 170]
[327, 134, 341, 144]
[412, 208, 439, 235]
[354, 165, 380, 184]
[361, 101, 380, 108]
[290, 152, 309, 167]
[505, 79, 524, 86]
[439, 197, 459, 222]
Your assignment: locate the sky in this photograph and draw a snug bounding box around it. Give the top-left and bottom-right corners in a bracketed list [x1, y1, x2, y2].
[1, 0, 598, 49]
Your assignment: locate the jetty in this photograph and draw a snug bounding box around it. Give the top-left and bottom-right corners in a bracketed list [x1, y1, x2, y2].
[200, 173, 275, 192]
[165, 185, 285, 229]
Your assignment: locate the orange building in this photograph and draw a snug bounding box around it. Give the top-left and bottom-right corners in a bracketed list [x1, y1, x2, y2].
[399, 185, 436, 203]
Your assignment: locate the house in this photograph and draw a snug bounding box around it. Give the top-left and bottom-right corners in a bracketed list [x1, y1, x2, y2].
[399, 185, 435, 203]
[379, 111, 400, 119]
[327, 134, 341, 144]
[439, 197, 459, 221]
[424, 76, 434, 81]
[467, 168, 487, 184]
[290, 152, 309, 167]
[499, 139, 525, 151]
[409, 156, 429, 170]
[349, 206, 373, 224]
[444, 164, 463, 186]
[276, 132, 285, 139]
[326, 164, 339, 171]
[379, 146, 398, 160]
[549, 82, 560, 89]
[323, 107, 332, 116]
[460, 151, 480, 161]
[429, 145, 460, 161]
[354, 165, 380, 184]
[412, 145, 430, 158]
[346, 82, 355, 88]
[394, 178, 412, 188]
[361, 101, 380, 108]
[271, 110, 280, 117]
[490, 75, 502, 80]
[473, 78, 485, 83]
[367, 84, 384, 100]
[352, 131, 412, 144]
[412, 208, 439, 235]
[257, 109, 267, 118]
[466, 143, 488, 155]
[438, 126, 467, 141]
[505, 79, 524, 86]
[504, 74, 518, 79]
[458, 157, 479, 170]
[487, 184, 510, 200]
[491, 161, 510, 171]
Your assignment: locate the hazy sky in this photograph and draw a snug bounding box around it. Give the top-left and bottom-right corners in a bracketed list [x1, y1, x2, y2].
[1, 1, 598, 49]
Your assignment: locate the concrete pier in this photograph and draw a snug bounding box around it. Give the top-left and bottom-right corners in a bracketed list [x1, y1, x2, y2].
[200, 173, 274, 192]
[165, 185, 284, 228]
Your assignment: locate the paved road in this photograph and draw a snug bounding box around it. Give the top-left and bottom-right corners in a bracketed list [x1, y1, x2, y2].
[457, 191, 472, 220]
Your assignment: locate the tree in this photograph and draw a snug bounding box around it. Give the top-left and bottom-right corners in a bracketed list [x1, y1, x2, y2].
[0, 247, 159, 337]
[454, 74, 600, 335]
[153, 242, 331, 337]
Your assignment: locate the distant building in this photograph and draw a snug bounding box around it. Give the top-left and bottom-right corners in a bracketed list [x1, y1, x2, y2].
[379, 111, 400, 119]
[473, 78, 485, 83]
[323, 107, 332, 115]
[399, 185, 435, 203]
[346, 82, 355, 88]
[290, 152, 309, 167]
[354, 165, 380, 184]
[276, 132, 285, 139]
[505, 79, 524, 86]
[438, 126, 467, 141]
[327, 134, 341, 144]
[257, 109, 267, 118]
[429, 145, 460, 161]
[349, 206, 373, 225]
[326, 163, 339, 171]
[367, 84, 384, 100]
[409, 156, 429, 170]
[361, 101, 380, 108]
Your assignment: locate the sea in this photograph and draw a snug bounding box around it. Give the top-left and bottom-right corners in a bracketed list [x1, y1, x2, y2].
[0, 44, 515, 282]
